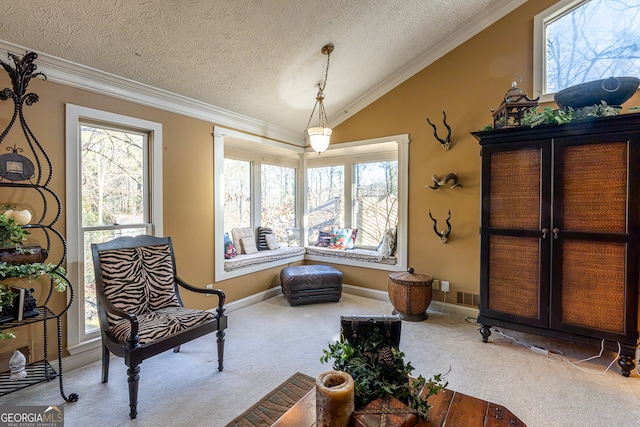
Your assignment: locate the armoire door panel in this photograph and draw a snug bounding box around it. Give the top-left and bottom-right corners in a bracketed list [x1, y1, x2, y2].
[488, 235, 543, 322]
[489, 149, 541, 229]
[558, 142, 627, 233]
[555, 240, 626, 334]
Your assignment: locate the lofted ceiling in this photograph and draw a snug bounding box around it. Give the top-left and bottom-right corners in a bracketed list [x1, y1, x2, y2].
[0, 0, 525, 143]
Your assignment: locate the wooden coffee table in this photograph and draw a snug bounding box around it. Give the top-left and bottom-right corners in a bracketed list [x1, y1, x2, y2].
[272, 387, 526, 426]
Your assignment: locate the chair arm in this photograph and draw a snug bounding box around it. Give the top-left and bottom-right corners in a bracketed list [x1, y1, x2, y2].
[175, 275, 226, 308]
[96, 292, 140, 339]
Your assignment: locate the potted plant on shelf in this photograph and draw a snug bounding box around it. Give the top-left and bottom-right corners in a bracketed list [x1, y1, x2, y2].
[0, 205, 68, 333]
[0, 206, 29, 248]
[321, 326, 448, 424]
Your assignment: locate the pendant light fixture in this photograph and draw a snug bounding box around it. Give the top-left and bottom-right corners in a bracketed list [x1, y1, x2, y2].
[305, 43, 334, 153]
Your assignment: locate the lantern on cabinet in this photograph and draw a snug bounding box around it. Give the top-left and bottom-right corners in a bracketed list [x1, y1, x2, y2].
[491, 76, 539, 129]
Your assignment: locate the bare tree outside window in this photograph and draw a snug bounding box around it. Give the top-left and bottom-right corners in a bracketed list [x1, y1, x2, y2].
[261, 164, 296, 241]
[223, 158, 251, 232]
[80, 125, 148, 333]
[355, 161, 398, 247]
[307, 165, 344, 242]
[545, 0, 640, 93]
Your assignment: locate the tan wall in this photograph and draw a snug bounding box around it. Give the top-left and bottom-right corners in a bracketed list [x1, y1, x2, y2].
[330, 0, 640, 299]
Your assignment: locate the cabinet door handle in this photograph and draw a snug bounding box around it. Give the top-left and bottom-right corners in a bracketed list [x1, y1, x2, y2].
[553, 228, 560, 239]
[541, 228, 549, 239]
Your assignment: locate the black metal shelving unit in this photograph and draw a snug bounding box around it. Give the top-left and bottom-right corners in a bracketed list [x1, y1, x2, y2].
[0, 52, 78, 402]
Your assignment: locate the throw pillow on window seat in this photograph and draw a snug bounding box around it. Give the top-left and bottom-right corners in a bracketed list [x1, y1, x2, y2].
[224, 233, 237, 259]
[377, 227, 397, 257]
[329, 228, 355, 250]
[265, 233, 279, 250]
[257, 226, 274, 251]
[231, 227, 255, 254]
[241, 237, 258, 254]
[315, 231, 332, 247]
[347, 228, 358, 249]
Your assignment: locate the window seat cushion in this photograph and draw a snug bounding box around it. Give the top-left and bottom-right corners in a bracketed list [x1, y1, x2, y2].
[224, 246, 305, 271]
[304, 246, 397, 265]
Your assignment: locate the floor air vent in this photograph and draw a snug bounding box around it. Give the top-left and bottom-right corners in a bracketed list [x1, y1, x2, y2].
[456, 291, 480, 307]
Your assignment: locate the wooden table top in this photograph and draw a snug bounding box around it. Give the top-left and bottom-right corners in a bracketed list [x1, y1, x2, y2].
[272, 387, 526, 427]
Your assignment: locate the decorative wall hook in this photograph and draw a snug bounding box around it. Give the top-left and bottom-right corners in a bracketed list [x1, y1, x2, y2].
[426, 173, 462, 190]
[428, 210, 451, 243]
[425, 110, 452, 150]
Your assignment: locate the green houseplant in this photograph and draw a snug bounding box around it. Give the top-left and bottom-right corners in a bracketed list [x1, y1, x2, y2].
[0, 208, 29, 248]
[320, 327, 448, 420]
[0, 208, 68, 339]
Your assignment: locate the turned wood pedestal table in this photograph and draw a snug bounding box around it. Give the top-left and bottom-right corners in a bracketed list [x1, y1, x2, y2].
[271, 387, 526, 427]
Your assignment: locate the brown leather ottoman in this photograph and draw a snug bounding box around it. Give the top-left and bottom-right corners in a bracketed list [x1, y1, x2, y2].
[280, 265, 343, 306]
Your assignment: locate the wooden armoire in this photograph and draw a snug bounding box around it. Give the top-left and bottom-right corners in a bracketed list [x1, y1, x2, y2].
[472, 113, 640, 376]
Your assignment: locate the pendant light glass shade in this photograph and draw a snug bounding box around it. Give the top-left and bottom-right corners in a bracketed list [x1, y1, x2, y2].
[307, 126, 332, 153]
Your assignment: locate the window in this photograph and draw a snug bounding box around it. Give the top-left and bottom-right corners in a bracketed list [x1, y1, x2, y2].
[223, 158, 251, 231]
[213, 128, 408, 280]
[354, 161, 398, 247]
[306, 143, 399, 250]
[261, 164, 296, 241]
[66, 104, 162, 355]
[214, 128, 303, 281]
[307, 165, 344, 243]
[534, 0, 640, 100]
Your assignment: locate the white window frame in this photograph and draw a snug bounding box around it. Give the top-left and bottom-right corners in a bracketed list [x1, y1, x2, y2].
[304, 135, 408, 272]
[65, 104, 163, 358]
[214, 127, 305, 282]
[534, 0, 581, 103]
[534, 0, 639, 103]
[214, 129, 409, 281]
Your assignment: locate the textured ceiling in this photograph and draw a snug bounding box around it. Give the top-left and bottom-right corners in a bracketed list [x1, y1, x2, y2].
[0, 0, 521, 139]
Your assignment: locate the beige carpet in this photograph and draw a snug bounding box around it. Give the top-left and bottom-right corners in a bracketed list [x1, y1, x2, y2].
[2, 292, 640, 426]
[225, 372, 315, 426]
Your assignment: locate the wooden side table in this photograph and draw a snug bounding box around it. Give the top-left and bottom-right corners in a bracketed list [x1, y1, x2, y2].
[272, 387, 526, 427]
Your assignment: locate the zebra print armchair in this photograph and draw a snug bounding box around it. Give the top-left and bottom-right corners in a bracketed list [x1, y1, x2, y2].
[91, 235, 227, 419]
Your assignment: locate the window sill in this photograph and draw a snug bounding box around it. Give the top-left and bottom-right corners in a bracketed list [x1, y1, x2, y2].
[215, 246, 404, 281]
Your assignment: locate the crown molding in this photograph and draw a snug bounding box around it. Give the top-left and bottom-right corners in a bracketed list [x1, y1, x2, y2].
[329, 0, 528, 128]
[0, 40, 304, 146]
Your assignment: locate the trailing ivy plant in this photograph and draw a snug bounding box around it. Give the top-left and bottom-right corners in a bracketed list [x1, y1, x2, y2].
[320, 327, 448, 419]
[0, 210, 28, 248]
[0, 283, 18, 339]
[0, 262, 67, 293]
[521, 102, 620, 128]
[480, 102, 624, 131]
[0, 283, 17, 310]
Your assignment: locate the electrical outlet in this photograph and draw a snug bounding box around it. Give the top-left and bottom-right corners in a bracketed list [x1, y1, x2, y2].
[205, 283, 213, 296]
[432, 279, 440, 291]
[441, 280, 450, 293]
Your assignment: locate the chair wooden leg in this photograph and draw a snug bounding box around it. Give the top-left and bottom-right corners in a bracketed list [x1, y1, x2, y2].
[101, 345, 110, 383]
[173, 345, 181, 353]
[127, 364, 140, 419]
[217, 330, 225, 371]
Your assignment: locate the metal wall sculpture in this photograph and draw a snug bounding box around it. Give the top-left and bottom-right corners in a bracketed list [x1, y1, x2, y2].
[428, 210, 452, 243]
[425, 110, 452, 150]
[425, 173, 462, 190]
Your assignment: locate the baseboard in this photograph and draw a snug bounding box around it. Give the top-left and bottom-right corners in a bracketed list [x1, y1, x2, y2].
[225, 286, 283, 313]
[429, 299, 479, 318]
[342, 284, 390, 301]
[341, 284, 479, 318]
[52, 346, 102, 374]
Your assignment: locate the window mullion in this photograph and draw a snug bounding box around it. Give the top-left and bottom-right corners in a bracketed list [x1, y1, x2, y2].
[252, 160, 262, 229]
[344, 160, 354, 229]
